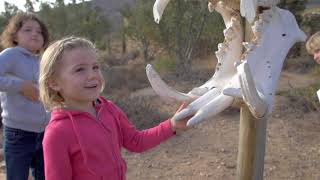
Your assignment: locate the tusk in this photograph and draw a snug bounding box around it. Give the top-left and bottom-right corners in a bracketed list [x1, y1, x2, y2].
[186, 94, 234, 126]
[173, 88, 221, 121]
[223, 87, 242, 98]
[237, 62, 268, 118]
[240, 0, 258, 23]
[146, 64, 196, 102]
[153, 0, 171, 23]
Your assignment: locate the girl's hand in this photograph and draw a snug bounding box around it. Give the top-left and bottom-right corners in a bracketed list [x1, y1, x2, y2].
[20, 81, 39, 102]
[170, 103, 193, 132]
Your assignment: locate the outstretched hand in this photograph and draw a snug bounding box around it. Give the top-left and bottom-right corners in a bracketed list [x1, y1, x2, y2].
[170, 103, 194, 132]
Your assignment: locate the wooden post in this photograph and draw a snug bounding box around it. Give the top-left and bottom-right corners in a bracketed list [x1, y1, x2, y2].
[236, 105, 267, 180]
[236, 14, 267, 180]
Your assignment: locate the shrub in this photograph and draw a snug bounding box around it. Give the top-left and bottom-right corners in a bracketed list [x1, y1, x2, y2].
[153, 56, 176, 73]
[277, 83, 320, 112]
[110, 96, 169, 129]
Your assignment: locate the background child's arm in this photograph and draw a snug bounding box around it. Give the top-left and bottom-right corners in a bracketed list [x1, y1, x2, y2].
[20, 80, 39, 101]
[0, 50, 24, 92]
[0, 49, 39, 101]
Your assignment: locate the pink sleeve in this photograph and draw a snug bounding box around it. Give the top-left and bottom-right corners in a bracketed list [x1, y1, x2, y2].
[118, 111, 176, 152]
[43, 124, 72, 180]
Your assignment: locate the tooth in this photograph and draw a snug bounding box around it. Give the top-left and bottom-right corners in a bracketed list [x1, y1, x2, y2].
[153, 0, 171, 23]
[173, 88, 220, 121]
[146, 64, 196, 102]
[186, 95, 234, 126]
[243, 42, 255, 51]
[237, 62, 268, 118]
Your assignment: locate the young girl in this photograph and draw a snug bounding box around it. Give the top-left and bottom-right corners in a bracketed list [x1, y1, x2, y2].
[0, 12, 50, 180]
[306, 31, 320, 101]
[306, 31, 320, 64]
[39, 36, 190, 180]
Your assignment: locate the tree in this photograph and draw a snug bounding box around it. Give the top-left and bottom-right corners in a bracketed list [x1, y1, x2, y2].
[121, 0, 159, 62]
[38, 0, 111, 48]
[25, 0, 35, 12]
[3, 2, 19, 19]
[155, 0, 224, 74]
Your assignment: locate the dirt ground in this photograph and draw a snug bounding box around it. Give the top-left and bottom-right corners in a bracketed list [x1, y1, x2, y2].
[0, 59, 319, 180]
[122, 69, 320, 180]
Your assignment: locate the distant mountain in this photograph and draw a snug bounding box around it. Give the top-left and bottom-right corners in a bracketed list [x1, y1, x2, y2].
[92, 0, 137, 30]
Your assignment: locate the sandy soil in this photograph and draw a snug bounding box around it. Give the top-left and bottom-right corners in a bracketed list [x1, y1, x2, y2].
[123, 64, 320, 179]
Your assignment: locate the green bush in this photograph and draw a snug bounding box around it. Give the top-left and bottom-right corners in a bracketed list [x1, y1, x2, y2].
[153, 56, 176, 73]
[311, 66, 320, 76]
[278, 83, 320, 112]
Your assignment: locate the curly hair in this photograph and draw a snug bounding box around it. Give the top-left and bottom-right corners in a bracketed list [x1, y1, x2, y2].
[0, 12, 49, 51]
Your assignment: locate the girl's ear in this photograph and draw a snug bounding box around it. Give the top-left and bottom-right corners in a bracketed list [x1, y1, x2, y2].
[13, 34, 18, 45]
[48, 78, 61, 92]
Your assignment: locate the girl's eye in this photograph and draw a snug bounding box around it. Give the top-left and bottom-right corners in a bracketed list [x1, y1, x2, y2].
[75, 67, 84, 72]
[93, 65, 100, 70]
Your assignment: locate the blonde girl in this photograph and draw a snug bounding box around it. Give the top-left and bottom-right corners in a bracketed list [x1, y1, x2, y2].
[39, 36, 189, 180]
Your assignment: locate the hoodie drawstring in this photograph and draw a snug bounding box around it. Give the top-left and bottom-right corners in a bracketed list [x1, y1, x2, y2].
[66, 111, 99, 177]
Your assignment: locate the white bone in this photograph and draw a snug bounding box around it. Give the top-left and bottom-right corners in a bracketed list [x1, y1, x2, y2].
[196, 2, 243, 91]
[240, 0, 258, 23]
[153, 0, 171, 23]
[146, 64, 197, 102]
[226, 7, 307, 118]
[240, 0, 280, 23]
[237, 61, 268, 118]
[147, 1, 243, 125]
[173, 88, 221, 121]
[186, 94, 234, 126]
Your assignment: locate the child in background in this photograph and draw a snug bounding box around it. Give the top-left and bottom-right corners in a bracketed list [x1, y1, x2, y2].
[39, 36, 190, 180]
[306, 31, 320, 65]
[0, 12, 50, 180]
[306, 31, 320, 101]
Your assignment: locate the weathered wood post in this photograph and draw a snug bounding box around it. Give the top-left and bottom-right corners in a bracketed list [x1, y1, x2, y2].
[237, 105, 267, 180]
[236, 7, 267, 180]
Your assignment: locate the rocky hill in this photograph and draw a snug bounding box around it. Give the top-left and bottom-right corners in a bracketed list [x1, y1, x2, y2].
[93, 0, 137, 30]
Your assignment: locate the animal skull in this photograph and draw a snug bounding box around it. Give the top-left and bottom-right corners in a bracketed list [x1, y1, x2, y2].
[147, 0, 306, 126]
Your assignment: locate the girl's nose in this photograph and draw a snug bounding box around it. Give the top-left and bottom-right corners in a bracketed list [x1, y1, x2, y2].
[88, 70, 99, 79]
[314, 52, 320, 64]
[314, 53, 320, 61]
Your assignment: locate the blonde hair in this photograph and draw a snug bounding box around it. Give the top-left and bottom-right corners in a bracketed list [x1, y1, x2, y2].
[306, 31, 320, 55]
[0, 12, 50, 51]
[39, 36, 102, 110]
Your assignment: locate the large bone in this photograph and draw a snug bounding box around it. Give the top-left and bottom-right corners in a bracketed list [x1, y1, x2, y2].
[240, 0, 280, 23]
[153, 0, 171, 23]
[147, 1, 243, 125]
[225, 7, 307, 118]
[146, 64, 197, 102]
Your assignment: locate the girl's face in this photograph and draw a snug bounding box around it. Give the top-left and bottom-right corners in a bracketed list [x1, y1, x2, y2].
[50, 47, 104, 109]
[314, 49, 320, 64]
[15, 19, 44, 53]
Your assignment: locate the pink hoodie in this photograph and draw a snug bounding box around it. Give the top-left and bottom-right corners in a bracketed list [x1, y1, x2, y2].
[43, 97, 175, 180]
